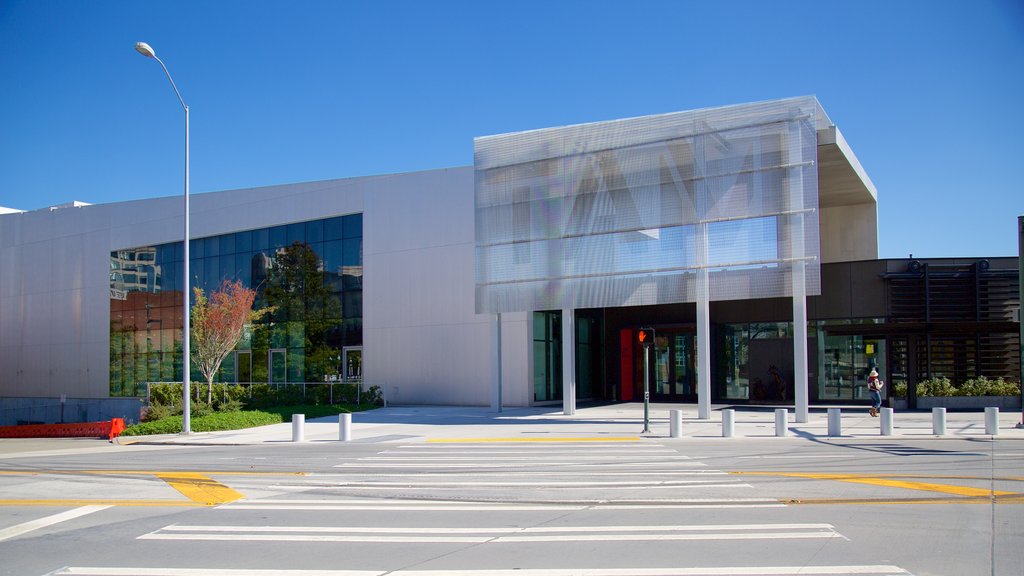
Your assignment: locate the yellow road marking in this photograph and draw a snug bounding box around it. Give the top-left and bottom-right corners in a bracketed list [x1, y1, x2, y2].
[155, 472, 245, 505]
[783, 494, 1024, 506]
[427, 437, 642, 443]
[732, 472, 1016, 497]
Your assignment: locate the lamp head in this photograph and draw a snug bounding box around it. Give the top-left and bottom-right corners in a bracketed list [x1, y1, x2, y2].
[135, 42, 156, 58]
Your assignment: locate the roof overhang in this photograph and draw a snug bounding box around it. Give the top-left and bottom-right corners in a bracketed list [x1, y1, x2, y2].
[817, 125, 877, 208]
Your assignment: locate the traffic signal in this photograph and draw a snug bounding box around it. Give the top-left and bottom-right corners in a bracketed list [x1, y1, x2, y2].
[637, 327, 655, 346]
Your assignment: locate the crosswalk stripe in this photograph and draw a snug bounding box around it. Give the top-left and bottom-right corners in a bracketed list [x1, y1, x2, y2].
[270, 479, 748, 488]
[139, 521, 843, 543]
[218, 497, 783, 511]
[158, 522, 837, 533]
[46, 565, 913, 575]
[356, 456, 695, 461]
[0, 505, 110, 542]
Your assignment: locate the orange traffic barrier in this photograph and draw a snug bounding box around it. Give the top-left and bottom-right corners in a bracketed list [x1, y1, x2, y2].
[0, 418, 126, 440]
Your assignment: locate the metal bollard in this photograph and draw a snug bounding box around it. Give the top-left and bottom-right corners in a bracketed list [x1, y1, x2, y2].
[775, 408, 788, 437]
[669, 409, 682, 438]
[985, 407, 999, 435]
[722, 409, 735, 438]
[932, 407, 947, 435]
[339, 412, 352, 442]
[827, 408, 841, 437]
[292, 413, 305, 442]
[880, 407, 893, 436]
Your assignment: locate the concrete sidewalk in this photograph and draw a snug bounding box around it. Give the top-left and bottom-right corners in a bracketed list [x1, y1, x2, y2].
[114, 403, 1024, 446]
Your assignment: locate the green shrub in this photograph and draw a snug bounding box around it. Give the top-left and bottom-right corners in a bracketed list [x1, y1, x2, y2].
[142, 403, 177, 422]
[121, 403, 373, 436]
[914, 376, 1020, 397]
[121, 410, 284, 436]
[917, 377, 955, 397]
[365, 385, 383, 405]
[218, 399, 245, 413]
[891, 381, 907, 399]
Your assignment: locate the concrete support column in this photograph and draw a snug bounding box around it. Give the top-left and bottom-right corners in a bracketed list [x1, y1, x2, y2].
[561, 308, 576, 416]
[787, 118, 810, 425]
[697, 297, 711, 420]
[793, 283, 809, 424]
[490, 313, 503, 413]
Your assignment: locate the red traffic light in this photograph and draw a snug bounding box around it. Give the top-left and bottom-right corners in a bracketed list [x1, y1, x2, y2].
[637, 328, 655, 345]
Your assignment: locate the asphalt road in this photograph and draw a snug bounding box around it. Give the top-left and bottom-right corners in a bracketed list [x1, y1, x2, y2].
[1, 436, 1022, 576]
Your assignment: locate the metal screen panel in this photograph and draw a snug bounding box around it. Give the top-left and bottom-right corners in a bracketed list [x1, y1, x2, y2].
[474, 96, 822, 314]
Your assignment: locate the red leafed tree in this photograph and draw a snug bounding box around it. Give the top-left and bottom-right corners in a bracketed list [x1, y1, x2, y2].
[191, 280, 273, 404]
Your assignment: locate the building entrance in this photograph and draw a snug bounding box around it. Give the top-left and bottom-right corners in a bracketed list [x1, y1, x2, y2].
[635, 327, 697, 402]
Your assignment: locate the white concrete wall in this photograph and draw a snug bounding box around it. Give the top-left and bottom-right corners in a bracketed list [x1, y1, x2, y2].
[819, 203, 879, 263]
[362, 167, 527, 406]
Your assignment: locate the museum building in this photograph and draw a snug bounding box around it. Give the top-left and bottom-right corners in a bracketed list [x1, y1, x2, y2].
[0, 96, 1019, 424]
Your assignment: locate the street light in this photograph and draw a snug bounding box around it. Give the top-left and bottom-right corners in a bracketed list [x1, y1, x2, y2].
[135, 41, 192, 434]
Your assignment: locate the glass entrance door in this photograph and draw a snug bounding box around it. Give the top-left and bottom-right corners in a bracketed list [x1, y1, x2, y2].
[269, 349, 286, 384]
[235, 351, 252, 384]
[638, 327, 697, 402]
[343, 346, 362, 383]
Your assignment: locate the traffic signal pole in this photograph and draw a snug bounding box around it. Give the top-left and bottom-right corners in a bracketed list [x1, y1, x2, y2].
[639, 327, 655, 434]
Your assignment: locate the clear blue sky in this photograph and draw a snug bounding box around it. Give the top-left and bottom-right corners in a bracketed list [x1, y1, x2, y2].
[2, 0, 1022, 258]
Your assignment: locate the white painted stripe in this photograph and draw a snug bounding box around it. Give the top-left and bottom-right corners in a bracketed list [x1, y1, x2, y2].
[360, 456, 695, 461]
[219, 504, 587, 511]
[381, 449, 682, 455]
[224, 500, 782, 508]
[48, 565, 380, 569]
[334, 462, 709, 469]
[140, 531, 841, 543]
[0, 505, 110, 543]
[217, 498, 783, 511]
[228, 498, 778, 505]
[309, 471, 727, 477]
[736, 454, 852, 459]
[161, 523, 835, 534]
[47, 566, 913, 575]
[270, 479, 746, 488]
[270, 484, 752, 492]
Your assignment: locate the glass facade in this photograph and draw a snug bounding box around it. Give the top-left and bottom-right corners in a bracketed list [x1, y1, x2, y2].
[532, 311, 562, 403]
[712, 319, 888, 404]
[109, 214, 363, 396]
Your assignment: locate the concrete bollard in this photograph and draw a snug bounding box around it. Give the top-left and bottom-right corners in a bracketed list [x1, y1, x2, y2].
[985, 407, 999, 435]
[722, 409, 735, 438]
[292, 414, 305, 442]
[339, 412, 352, 442]
[827, 408, 841, 437]
[775, 409, 788, 437]
[880, 407, 893, 436]
[932, 407, 947, 435]
[669, 409, 682, 438]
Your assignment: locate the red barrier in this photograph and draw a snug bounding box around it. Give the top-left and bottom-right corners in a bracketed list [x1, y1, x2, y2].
[0, 418, 126, 440]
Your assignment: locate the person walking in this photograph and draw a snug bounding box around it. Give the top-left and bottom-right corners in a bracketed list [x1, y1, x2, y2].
[867, 369, 884, 417]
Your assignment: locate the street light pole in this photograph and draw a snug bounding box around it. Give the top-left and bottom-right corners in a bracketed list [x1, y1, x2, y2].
[135, 41, 191, 434]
